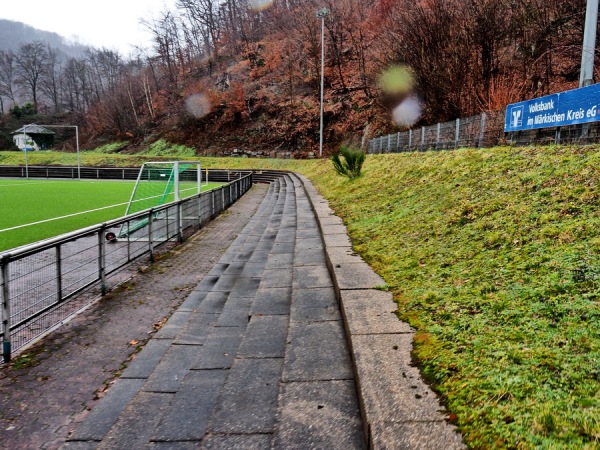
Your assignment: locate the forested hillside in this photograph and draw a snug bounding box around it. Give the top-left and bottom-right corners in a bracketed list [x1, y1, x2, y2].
[0, 0, 593, 155]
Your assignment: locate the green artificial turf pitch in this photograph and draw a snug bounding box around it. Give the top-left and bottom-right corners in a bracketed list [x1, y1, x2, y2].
[0, 179, 222, 252]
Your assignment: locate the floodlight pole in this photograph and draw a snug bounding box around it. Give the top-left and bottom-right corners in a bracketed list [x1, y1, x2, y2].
[316, 8, 329, 158]
[581, 0, 599, 87]
[579, 0, 599, 140]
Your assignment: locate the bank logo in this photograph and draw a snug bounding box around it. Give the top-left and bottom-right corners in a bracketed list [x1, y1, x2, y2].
[510, 105, 524, 128]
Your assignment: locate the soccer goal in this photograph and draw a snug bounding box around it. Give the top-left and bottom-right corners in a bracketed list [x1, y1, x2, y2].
[116, 161, 201, 239]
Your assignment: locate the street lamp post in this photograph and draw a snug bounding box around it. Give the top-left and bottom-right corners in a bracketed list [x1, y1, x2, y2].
[316, 7, 329, 158]
[579, 0, 599, 141]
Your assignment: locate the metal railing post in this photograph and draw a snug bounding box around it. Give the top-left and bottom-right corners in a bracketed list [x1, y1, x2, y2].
[421, 126, 425, 151]
[127, 226, 131, 263]
[1, 256, 11, 363]
[56, 245, 63, 302]
[478, 112, 487, 147]
[196, 194, 202, 229]
[436, 123, 441, 149]
[455, 118, 461, 149]
[177, 202, 183, 243]
[98, 228, 107, 295]
[409, 129, 413, 149]
[148, 209, 155, 263]
[167, 206, 172, 240]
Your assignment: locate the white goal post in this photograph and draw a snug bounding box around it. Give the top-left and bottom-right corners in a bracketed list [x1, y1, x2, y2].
[116, 161, 202, 239]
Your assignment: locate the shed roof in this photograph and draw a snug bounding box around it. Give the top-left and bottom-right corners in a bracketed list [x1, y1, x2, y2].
[12, 124, 55, 135]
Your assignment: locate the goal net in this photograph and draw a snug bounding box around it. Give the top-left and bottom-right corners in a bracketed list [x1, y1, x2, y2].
[118, 161, 201, 238]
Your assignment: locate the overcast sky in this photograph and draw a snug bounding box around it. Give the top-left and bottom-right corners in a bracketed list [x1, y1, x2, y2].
[0, 0, 178, 55]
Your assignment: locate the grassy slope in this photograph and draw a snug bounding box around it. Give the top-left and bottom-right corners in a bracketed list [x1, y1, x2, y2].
[1, 146, 599, 447]
[309, 146, 600, 449]
[0, 150, 314, 169]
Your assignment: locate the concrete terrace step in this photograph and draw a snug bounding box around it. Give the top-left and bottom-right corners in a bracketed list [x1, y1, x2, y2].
[295, 174, 465, 450]
[64, 172, 466, 450]
[65, 174, 365, 449]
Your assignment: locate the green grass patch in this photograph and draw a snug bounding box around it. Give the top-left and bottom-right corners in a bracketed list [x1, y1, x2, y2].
[89, 142, 129, 154]
[139, 139, 196, 157]
[0, 179, 223, 251]
[0, 150, 320, 171]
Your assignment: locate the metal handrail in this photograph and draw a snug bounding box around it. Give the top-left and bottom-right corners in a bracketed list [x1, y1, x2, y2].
[1, 174, 253, 362]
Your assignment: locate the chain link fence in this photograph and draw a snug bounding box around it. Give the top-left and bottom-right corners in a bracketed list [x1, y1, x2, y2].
[1, 174, 253, 362]
[368, 109, 600, 154]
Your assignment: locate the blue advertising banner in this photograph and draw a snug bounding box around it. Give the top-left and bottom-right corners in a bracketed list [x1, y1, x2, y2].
[504, 83, 600, 132]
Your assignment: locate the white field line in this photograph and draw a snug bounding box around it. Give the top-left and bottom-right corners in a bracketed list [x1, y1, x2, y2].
[0, 181, 65, 188]
[0, 201, 130, 234]
[0, 192, 169, 234]
[0, 180, 125, 188]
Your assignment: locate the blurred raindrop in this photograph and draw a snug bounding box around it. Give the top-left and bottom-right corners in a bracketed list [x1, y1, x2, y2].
[379, 65, 415, 96]
[248, 0, 274, 11]
[392, 96, 422, 127]
[185, 93, 211, 118]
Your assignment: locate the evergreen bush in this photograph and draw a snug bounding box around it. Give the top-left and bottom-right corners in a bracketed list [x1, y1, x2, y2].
[331, 145, 365, 179]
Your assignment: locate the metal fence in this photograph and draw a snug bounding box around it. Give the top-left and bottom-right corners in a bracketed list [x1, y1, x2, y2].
[368, 111, 505, 153]
[368, 109, 600, 154]
[0, 165, 260, 182]
[0, 174, 253, 362]
[0, 165, 141, 180]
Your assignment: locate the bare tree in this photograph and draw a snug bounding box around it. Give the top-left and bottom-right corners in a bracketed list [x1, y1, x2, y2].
[85, 48, 124, 103]
[143, 11, 185, 90]
[177, 0, 223, 74]
[41, 46, 62, 113]
[61, 57, 90, 113]
[15, 41, 49, 113]
[0, 50, 17, 113]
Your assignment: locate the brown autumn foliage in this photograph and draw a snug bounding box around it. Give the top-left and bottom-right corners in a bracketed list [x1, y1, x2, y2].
[75, 0, 592, 156]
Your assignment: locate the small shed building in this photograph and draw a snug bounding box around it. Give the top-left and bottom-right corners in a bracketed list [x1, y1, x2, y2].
[12, 124, 54, 151]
